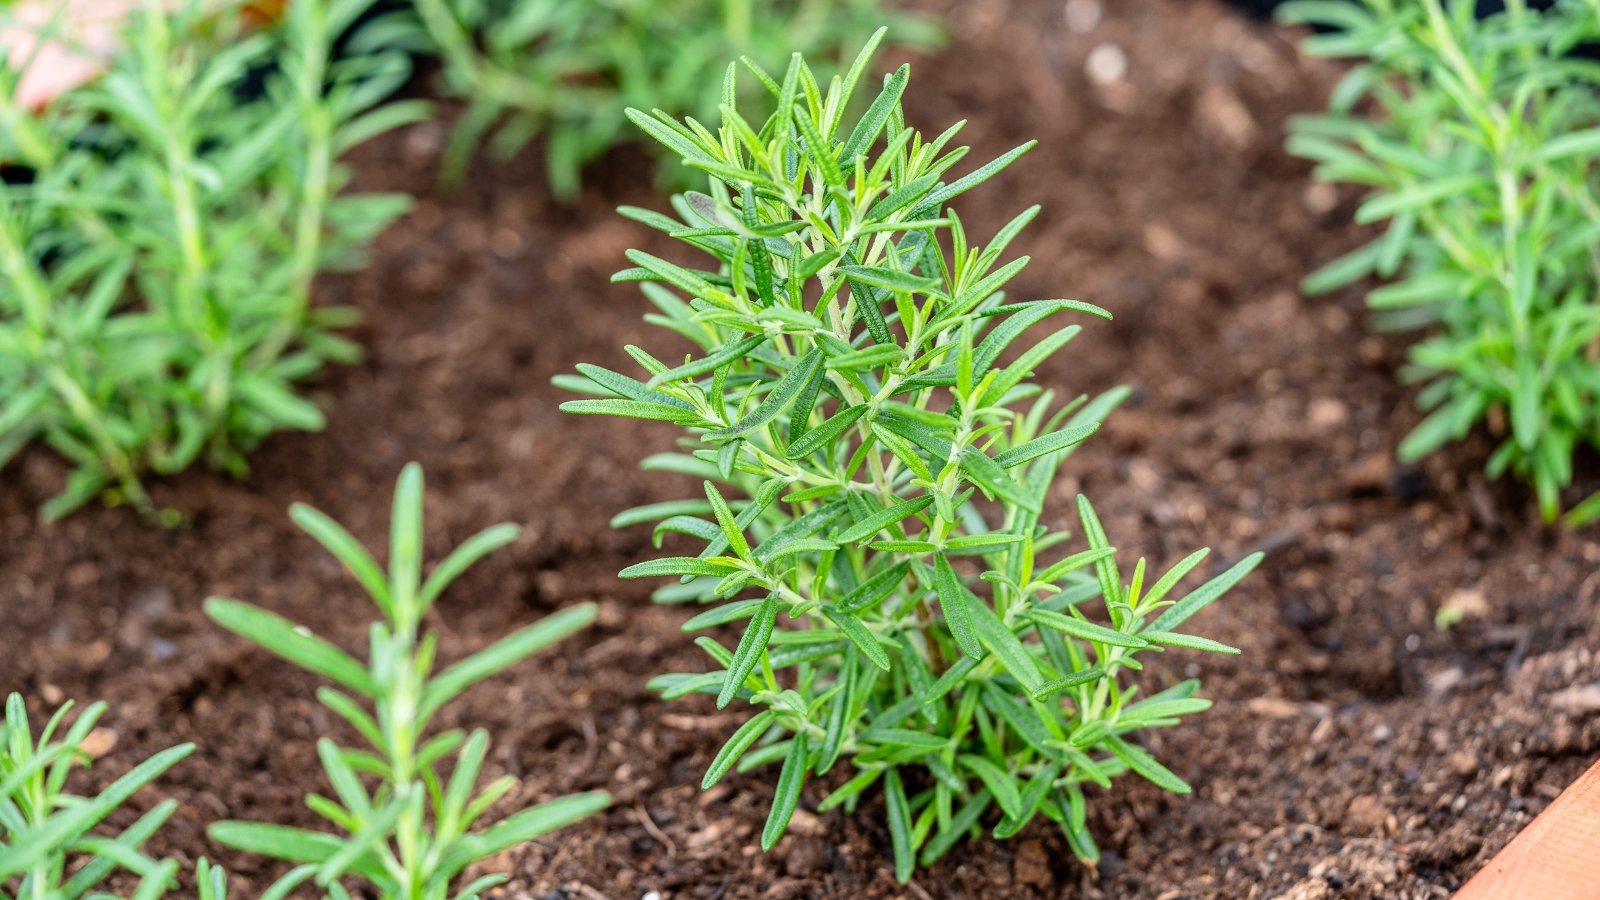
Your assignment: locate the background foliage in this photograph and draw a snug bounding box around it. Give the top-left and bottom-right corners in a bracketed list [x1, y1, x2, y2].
[0, 0, 421, 520]
[396, 0, 940, 196]
[1285, 0, 1600, 523]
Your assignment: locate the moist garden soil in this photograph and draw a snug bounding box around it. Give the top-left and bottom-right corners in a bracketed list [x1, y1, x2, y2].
[5, 0, 1600, 897]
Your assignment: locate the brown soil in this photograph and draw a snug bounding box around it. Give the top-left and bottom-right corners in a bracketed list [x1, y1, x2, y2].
[5, 0, 1600, 897]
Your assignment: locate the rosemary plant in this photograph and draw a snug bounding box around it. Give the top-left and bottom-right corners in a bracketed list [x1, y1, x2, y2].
[0, 693, 198, 899]
[560, 32, 1259, 878]
[205, 463, 609, 899]
[0, 0, 424, 520]
[1283, 0, 1600, 523]
[400, 0, 938, 195]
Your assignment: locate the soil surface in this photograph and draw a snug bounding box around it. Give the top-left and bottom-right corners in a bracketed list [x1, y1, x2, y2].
[5, 0, 1600, 897]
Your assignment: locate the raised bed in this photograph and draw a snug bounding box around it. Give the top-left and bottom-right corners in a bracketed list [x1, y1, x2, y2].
[3, 0, 1597, 896]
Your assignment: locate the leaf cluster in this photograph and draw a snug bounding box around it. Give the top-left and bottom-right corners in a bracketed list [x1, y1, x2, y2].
[0, 693, 226, 900]
[1283, 0, 1600, 523]
[561, 32, 1258, 878]
[204, 463, 608, 899]
[0, 0, 423, 519]
[392, 0, 940, 196]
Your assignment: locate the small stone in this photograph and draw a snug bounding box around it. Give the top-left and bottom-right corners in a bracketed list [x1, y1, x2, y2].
[1346, 794, 1391, 836]
[1308, 398, 1348, 430]
[1425, 666, 1466, 696]
[642, 892, 662, 900]
[1371, 724, 1393, 744]
[1438, 589, 1489, 627]
[1249, 697, 1303, 719]
[1449, 751, 1478, 778]
[80, 727, 117, 758]
[1086, 43, 1127, 85]
[1278, 877, 1335, 900]
[40, 683, 63, 705]
[1549, 682, 1600, 715]
[1344, 454, 1390, 495]
[1303, 181, 1338, 216]
[1014, 839, 1051, 887]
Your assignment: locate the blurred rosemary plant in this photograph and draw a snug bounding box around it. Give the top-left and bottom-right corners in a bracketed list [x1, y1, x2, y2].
[0, 0, 424, 520]
[399, 0, 939, 196]
[1283, 0, 1600, 523]
[561, 31, 1258, 878]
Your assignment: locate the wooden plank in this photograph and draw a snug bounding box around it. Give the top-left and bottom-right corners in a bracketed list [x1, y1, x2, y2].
[1456, 757, 1600, 900]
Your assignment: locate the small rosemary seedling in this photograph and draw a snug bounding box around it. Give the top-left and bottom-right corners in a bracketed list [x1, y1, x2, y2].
[1283, 0, 1600, 523]
[0, 693, 197, 898]
[205, 463, 608, 899]
[561, 32, 1258, 879]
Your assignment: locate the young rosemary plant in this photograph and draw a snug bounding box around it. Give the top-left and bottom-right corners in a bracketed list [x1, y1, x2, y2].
[204, 463, 609, 899]
[560, 32, 1261, 879]
[0, 693, 198, 899]
[0, 0, 424, 520]
[399, 0, 938, 196]
[1282, 0, 1600, 524]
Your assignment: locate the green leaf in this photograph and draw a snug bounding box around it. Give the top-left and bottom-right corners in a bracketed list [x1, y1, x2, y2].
[719, 596, 778, 709]
[703, 711, 776, 789]
[761, 732, 809, 850]
[646, 336, 766, 388]
[439, 791, 611, 877]
[1031, 667, 1107, 699]
[993, 422, 1099, 468]
[1142, 631, 1241, 654]
[840, 264, 941, 295]
[785, 405, 868, 460]
[620, 557, 736, 579]
[420, 523, 520, 608]
[823, 608, 891, 671]
[841, 64, 909, 163]
[711, 348, 824, 438]
[205, 599, 376, 696]
[1105, 734, 1190, 794]
[884, 767, 915, 884]
[968, 601, 1043, 696]
[421, 603, 596, 720]
[560, 398, 698, 422]
[1147, 552, 1263, 633]
[837, 561, 912, 613]
[1022, 608, 1147, 649]
[933, 553, 983, 659]
[703, 481, 751, 560]
[288, 504, 393, 615]
[834, 495, 934, 543]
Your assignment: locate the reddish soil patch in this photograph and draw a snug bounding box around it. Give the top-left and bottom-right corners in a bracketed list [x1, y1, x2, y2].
[4, 0, 1599, 897]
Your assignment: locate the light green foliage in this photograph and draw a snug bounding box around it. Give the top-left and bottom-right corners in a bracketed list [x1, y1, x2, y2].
[402, 0, 939, 196]
[561, 33, 1258, 878]
[205, 463, 608, 899]
[0, 693, 203, 899]
[0, 0, 424, 520]
[1283, 0, 1600, 523]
